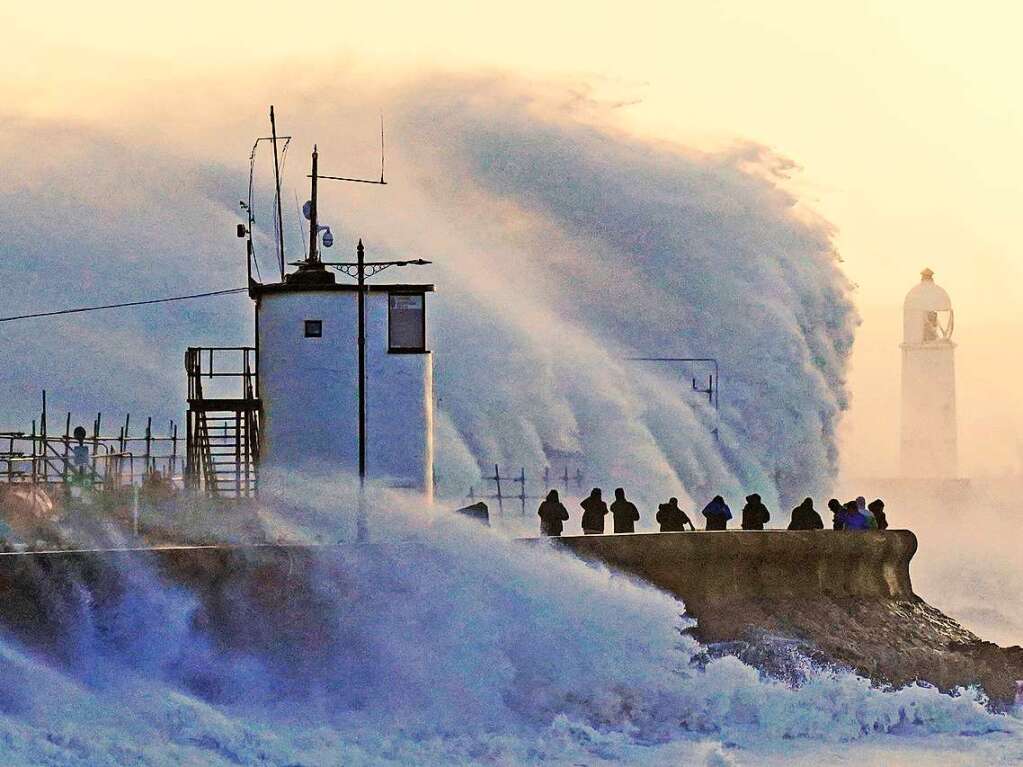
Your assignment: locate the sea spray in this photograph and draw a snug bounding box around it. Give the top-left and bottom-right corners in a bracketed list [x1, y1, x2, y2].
[0, 76, 857, 511]
[0, 483, 1019, 765]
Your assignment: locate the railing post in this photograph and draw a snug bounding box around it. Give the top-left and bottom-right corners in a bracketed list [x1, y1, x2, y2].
[144, 417, 152, 479]
[493, 463, 504, 516]
[519, 467, 526, 516]
[63, 412, 71, 485]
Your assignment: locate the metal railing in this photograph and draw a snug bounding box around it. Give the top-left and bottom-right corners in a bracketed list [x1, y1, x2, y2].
[184, 347, 260, 499]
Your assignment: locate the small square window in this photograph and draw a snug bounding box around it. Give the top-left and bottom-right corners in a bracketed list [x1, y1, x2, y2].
[304, 320, 322, 338]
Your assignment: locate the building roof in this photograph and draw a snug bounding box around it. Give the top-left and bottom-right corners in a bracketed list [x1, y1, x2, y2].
[249, 280, 434, 298]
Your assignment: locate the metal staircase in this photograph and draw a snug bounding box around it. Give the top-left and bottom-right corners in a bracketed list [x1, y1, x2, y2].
[185, 347, 260, 498]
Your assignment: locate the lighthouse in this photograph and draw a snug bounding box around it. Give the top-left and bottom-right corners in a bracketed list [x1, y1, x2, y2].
[900, 268, 957, 478]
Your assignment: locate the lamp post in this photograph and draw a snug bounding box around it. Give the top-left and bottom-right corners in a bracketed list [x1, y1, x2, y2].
[299, 143, 429, 539]
[321, 249, 432, 489]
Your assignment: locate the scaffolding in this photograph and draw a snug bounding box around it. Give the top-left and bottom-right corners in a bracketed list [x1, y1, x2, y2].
[0, 393, 182, 491]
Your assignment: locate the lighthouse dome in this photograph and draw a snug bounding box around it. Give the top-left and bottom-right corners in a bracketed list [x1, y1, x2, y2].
[903, 268, 954, 344]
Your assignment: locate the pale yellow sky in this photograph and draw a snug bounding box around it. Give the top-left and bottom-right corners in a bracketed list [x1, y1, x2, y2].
[3, 0, 1021, 476]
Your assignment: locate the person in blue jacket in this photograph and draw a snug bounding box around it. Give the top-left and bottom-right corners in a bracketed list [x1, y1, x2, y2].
[701, 495, 732, 530]
[843, 499, 871, 530]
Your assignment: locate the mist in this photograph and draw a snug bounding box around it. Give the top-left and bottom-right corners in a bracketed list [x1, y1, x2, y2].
[0, 72, 857, 515]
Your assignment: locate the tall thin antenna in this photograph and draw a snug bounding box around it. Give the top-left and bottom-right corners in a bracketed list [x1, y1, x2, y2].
[380, 112, 386, 184]
[269, 106, 286, 280]
[307, 146, 319, 264]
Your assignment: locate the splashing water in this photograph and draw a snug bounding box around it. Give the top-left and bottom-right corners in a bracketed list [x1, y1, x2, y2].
[1, 483, 1020, 766]
[0, 76, 1019, 764]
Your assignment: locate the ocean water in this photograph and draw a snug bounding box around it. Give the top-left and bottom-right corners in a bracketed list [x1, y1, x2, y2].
[0, 486, 1020, 767]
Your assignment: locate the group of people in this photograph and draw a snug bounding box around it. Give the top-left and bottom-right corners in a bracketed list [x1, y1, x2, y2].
[537, 488, 889, 536]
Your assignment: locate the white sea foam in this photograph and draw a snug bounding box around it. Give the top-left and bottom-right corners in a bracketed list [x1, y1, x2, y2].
[1, 486, 1018, 766]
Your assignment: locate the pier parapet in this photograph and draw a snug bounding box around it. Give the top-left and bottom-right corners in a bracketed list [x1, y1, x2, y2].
[525, 530, 918, 606]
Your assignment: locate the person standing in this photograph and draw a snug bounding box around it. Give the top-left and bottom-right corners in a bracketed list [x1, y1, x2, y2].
[788, 498, 824, 530]
[609, 488, 640, 533]
[701, 495, 732, 530]
[580, 488, 609, 534]
[656, 497, 695, 532]
[827, 498, 846, 530]
[868, 499, 888, 530]
[856, 496, 878, 529]
[537, 489, 569, 537]
[740, 493, 771, 530]
[843, 499, 870, 530]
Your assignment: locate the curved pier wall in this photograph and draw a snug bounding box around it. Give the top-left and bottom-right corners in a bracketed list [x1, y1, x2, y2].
[0, 532, 917, 656]
[526, 530, 919, 610]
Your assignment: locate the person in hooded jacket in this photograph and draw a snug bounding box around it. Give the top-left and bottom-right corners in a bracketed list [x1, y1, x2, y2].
[843, 499, 870, 530]
[788, 497, 824, 530]
[828, 498, 846, 530]
[580, 488, 609, 534]
[740, 493, 771, 530]
[609, 488, 640, 533]
[656, 497, 695, 532]
[868, 498, 888, 530]
[537, 489, 569, 537]
[855, 496, 878, 529]
[701, 495, 732, 530]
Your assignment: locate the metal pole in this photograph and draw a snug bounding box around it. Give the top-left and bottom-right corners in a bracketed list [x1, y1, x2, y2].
[356, 239, 368, 541]
[308, 146, 319, 264]
[270, 106, 287, 279]
[357, 239, 367, 482]
[494, 463, 503, 516]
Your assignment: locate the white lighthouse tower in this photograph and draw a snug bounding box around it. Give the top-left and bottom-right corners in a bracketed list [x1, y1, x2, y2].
[900, 268, 957, 478]
[252, 146, 434, 501]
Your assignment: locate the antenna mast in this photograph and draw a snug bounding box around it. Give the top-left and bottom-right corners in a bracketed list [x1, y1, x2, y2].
[269, 106, 286, 279]
[307, 146, 319, 264]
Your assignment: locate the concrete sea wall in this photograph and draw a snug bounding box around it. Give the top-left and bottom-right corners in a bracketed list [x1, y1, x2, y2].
[527, 530, 919, 608]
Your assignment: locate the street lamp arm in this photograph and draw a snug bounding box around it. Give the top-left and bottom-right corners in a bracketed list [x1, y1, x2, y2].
[310, 174, 387, 185]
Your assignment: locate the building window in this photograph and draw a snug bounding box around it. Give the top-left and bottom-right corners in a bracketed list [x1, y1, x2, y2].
[388, 293, 426, 352]
[304, 320, 322, 338]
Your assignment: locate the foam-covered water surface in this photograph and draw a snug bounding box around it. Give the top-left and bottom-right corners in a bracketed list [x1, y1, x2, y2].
[1, 487, 1020, 766]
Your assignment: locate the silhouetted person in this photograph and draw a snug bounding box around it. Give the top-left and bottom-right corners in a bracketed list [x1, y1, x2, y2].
[855, 496, 878, 529]
[788, 497, 824, 530]
[740, 493, 770, 530]
[609, 488, 640, 533]
[868, 498, 888, 530]
[538, 489, 569, 537]
[580, 488, 609, 534]
[843, 499, 870, 530]
[828, 498, 845, 530]
[656, 497, 694, 532]
[701, 495, 732, 531]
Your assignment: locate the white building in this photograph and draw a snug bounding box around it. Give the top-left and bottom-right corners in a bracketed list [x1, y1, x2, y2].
[900, 268, 957, 478]
[253, 257, 434, 500]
